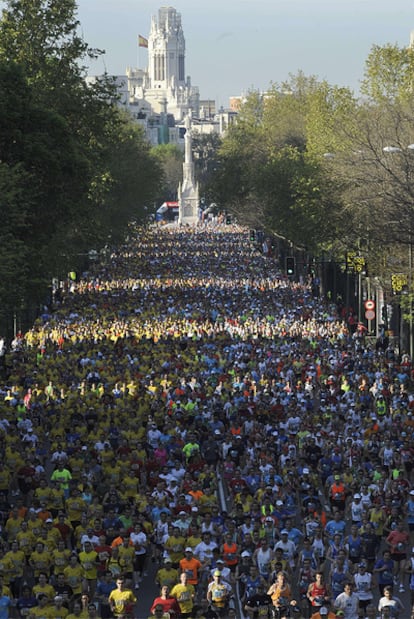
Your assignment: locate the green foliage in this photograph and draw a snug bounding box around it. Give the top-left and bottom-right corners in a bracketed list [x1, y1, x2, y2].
[0, 0, 161, 334]
[212, 78, 348, 252]
[151, 143, 183, 202]
[95, 114, 162, 244]
[0, 0, 96, 92]
[255, 146, 341, 252]
[192, 132, 222, 202]
[361, 44, 414, 104]
[317, 43, 414, 293]
[0, 162, 31, 325]
[208, 47, 414, 302]
[263, 72, 320, 150]
[0, 59, 90, 295]
[306, 83, 358, 158]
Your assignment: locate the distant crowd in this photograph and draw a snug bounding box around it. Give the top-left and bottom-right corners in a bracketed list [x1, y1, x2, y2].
[0, 224, 412, 619]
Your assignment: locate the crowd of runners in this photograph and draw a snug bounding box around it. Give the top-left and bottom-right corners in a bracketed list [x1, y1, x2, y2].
[0, 223, 412, 619]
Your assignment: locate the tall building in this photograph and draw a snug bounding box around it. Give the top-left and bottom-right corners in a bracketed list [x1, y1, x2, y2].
[129, 6, 199, 122]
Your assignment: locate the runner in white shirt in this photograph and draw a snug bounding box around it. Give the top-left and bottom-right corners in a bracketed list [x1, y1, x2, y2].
[353, 563, 374, 615]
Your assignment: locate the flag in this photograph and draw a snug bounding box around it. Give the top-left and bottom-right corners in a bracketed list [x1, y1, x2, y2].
[138, 35, 148, 48]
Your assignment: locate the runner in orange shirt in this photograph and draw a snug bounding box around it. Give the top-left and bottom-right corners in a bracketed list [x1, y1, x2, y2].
[179, 548, 202, 587]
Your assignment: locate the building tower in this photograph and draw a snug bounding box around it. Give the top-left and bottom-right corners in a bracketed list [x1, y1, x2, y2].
[130, 6, 199, 122]
[178, 113, 200, 225]
[149, 6, 185, 89]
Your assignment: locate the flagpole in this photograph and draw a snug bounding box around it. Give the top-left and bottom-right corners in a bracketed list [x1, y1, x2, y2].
[137, 35, 148, 69]
[137, 35, 139, 69]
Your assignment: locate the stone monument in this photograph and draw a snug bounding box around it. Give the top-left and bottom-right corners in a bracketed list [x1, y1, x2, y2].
[178, 113, 200, 225]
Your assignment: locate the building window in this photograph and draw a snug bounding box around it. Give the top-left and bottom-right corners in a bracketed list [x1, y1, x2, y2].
[179, 55, 184, 81]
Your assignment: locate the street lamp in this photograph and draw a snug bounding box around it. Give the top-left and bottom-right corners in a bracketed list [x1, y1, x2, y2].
[382, 146, 402, 153]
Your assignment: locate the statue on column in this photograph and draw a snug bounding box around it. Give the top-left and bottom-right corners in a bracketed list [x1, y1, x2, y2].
[178, 112, 199, 225]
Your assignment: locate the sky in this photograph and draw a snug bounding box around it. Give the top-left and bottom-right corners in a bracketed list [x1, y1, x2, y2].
[76, 0, 414, 108]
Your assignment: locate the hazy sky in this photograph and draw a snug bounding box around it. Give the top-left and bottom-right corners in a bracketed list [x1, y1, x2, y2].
[76, 0, 413, 107]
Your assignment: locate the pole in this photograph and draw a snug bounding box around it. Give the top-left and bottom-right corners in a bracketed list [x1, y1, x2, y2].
[346, 271, 350, 319]
[367, 277, 372, 334]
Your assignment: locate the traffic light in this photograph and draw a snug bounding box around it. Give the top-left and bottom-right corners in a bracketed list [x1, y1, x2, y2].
[286, 256, 295, 276]
[226, 215, 231, 225]
[249, 229, 256, 242]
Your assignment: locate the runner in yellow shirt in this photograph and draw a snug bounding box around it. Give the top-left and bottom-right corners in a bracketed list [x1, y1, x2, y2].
[29, 543, 52, 580]
[31, 594, 54, 619]
[170, 573, 195, 617]
[78, 543, 98, 598]
[33, 573, 55, 602]
[108, 577, 137, 618]
[63, 555, 83, 597]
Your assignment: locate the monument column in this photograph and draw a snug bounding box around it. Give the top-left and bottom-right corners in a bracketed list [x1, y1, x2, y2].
[178, 114, 199, 225]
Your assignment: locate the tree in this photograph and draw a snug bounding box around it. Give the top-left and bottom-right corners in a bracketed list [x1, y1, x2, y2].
[0, 162, 31, 332]
[192, 132, 222, 202]
[0, 0, 162, 334]
[151, 143, 183, 202]
[310, 43, 414, 318]
[263, 72, 322, 151]
[0, 59, 91, 302]
[209, 90, 265, 214]
[91, 112, 162, 245]
[0, 0, 100, 101]
[361, 43, 414, 104]
[210, 80, 346, 253]
[305, 83, 358, 159]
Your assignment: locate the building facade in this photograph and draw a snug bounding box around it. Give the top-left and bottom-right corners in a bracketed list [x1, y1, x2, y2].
[87, 6, 236, 147]
[128, 6, 199, 123]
